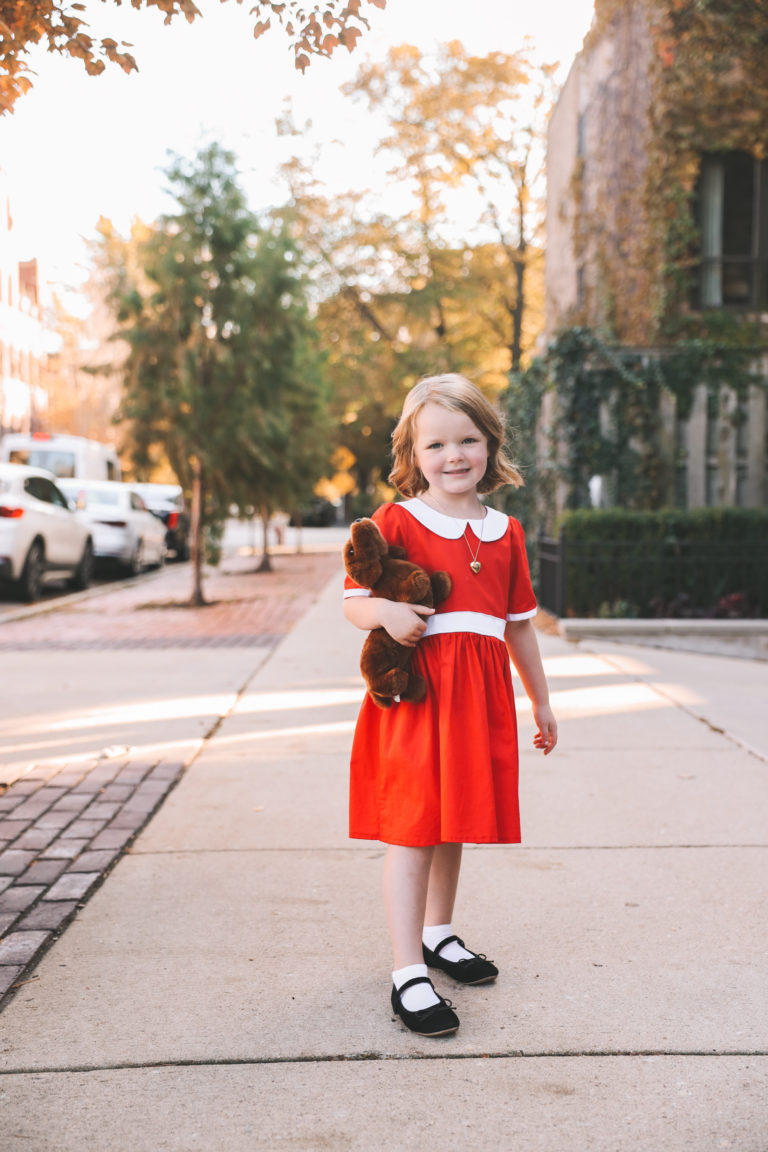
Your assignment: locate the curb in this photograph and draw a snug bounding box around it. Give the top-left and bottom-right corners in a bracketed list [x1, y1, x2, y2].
[559, 618, 768, 660]
[0, 566, 170, 626]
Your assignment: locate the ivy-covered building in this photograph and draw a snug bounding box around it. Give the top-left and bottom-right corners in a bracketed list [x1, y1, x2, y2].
[543, 0, 767, 513]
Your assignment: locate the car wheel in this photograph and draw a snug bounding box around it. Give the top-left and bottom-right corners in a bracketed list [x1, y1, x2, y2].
[70, 539, 94, 591]
[127, 541, 143, 577]
[19, 540, 45, 602]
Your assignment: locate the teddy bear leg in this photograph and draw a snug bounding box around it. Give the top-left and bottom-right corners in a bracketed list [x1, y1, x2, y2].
[398, 674, 427, 704]
[367, 666, 409, 701]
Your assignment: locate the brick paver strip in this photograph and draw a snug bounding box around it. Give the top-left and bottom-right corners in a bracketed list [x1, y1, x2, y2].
[0, 931, 51, 965]
[16, 859, 69, 886]
[0, 820, 32, 839]
[0, 886, 45, 912]
[19, 901, 78, 931]
[44, 873, 101, 901]
[0, 966, 23, 996]
[0, 851, 37, 876]
[0, 754, 183, 1009]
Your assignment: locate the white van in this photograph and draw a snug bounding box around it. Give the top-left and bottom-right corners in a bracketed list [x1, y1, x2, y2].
[0, 433, 122, 482]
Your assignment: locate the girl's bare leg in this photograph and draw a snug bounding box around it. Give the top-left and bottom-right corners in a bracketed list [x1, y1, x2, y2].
[425, 842, 463, 927]
[383, 844, 434, 970]
[423, 842, 480, 964]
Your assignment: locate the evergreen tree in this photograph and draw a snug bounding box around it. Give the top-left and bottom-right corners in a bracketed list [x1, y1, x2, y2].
[104, 143, 328, 602]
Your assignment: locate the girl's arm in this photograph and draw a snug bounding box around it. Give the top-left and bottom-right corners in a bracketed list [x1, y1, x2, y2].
[505, 618, 558, 755]
[343, 596, 434, 648]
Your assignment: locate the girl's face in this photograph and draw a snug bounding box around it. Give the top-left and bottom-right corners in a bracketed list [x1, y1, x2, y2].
[412, 403, 489, 503]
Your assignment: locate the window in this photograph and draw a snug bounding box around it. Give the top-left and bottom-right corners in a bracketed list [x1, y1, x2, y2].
[10, 447, 77, 477]
[24, 476, 54, 504]
[693, 152, 768, 310]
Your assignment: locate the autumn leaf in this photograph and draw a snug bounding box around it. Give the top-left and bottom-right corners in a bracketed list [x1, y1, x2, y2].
[0, 0, 387, 114]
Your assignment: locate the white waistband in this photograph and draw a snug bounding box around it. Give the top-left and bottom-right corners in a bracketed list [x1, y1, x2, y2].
[424, 611, 506, 640]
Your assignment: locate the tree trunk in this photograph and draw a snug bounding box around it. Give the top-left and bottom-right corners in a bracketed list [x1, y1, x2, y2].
[511, 180, 527, 372]
[511, 250, 525, 372]
[257, 503, 272, 573]
[189, 456, 206, 605]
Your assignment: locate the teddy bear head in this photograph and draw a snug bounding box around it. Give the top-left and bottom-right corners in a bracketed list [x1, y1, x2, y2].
[343, 518, 389, 588]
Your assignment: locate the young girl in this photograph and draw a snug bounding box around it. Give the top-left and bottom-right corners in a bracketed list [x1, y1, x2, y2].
[343, 373, 557, 1037]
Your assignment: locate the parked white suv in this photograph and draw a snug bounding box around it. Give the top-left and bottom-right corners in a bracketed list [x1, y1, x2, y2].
[0, 463, 94, 601]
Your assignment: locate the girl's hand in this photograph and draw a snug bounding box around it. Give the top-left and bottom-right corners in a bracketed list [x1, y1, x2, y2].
[532, 704, 558, 755]
[379, 601, 434, 648]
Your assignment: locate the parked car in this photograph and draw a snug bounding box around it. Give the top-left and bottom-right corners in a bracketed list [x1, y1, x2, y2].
[132, 483, 190, 561]
[0, 432, 121, 480]
[58, 480, 166, 575]
[288, 498, 339, 528]
[0, 463, 94, 601]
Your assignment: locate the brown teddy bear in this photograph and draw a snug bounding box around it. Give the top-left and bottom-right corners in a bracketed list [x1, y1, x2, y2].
[343, 517, 452, 708]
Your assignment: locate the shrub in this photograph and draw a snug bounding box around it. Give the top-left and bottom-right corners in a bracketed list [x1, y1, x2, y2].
[557, 508, 768, 617]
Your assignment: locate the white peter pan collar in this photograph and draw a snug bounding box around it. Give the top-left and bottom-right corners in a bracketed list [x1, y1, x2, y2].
[400, 498, 509, 541]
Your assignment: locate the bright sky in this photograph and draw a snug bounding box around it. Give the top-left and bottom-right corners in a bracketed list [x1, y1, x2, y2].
[0, 0, 595, 295]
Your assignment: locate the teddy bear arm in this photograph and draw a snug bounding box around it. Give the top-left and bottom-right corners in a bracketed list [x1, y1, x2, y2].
[430, 571, 453, 605]
[381, 565, 432, 605]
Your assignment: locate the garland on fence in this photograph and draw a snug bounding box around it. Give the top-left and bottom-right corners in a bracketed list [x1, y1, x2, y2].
[504, 325, 765, 522]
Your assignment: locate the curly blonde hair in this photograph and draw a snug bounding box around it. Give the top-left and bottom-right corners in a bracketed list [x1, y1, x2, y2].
[389, 374, 523, 499]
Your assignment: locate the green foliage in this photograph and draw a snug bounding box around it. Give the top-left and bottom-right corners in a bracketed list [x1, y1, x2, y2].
[517, 325, 763, 522]
[100, 142, 328, 600]
[558, 507, 768, 618]
[498, 358, 554, 536]
[580, 2, 768, 338]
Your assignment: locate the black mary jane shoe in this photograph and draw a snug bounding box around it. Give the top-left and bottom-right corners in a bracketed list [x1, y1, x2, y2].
[391, 976, 459, 1037]
[423, 935, 499, 985]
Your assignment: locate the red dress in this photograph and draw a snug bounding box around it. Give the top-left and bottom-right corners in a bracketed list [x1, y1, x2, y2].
[344, 499, 537, 847]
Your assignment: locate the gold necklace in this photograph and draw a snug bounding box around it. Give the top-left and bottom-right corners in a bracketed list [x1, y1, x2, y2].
[423, 494, 486, 574]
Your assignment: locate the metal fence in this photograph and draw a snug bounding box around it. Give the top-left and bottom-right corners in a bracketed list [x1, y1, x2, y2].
[537, 534, 768, 618]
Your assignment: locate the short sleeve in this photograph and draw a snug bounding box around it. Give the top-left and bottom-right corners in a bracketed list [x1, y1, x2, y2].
[342, 504, 403, 599]
[507, 518, 537, 621]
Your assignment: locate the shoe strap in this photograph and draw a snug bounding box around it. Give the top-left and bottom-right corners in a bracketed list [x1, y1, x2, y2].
[433, 934, 463, 957]
[397, 975, 434, 995]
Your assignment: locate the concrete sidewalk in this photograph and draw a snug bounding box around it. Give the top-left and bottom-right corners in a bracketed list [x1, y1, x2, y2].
[1, 567, 767, 1150]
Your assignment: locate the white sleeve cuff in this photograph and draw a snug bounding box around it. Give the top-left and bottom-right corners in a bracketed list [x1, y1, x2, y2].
[506, 607, 538, 621]
[343, 588, 372, 599]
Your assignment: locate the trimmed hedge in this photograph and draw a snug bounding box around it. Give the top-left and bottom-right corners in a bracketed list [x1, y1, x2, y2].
[558, 508, 768, 618]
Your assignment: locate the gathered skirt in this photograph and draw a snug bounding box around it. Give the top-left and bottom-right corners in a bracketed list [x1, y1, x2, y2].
[349, 632, 521, 846]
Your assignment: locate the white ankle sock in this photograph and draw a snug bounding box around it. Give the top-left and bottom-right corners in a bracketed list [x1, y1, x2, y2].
[393, 963, 440, 1012]
[423, 923, 474, 963]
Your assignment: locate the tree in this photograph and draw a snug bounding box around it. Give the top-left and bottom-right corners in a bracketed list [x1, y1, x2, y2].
[278, 46, 552, 508]
[344, 41, 557, 371]
[222, 213, 332, 572]
[101, 142, 328, 602]
[0, 0, 386, 115]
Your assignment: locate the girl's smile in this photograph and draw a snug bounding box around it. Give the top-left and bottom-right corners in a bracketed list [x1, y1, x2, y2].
[413, 403, 489, 511]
